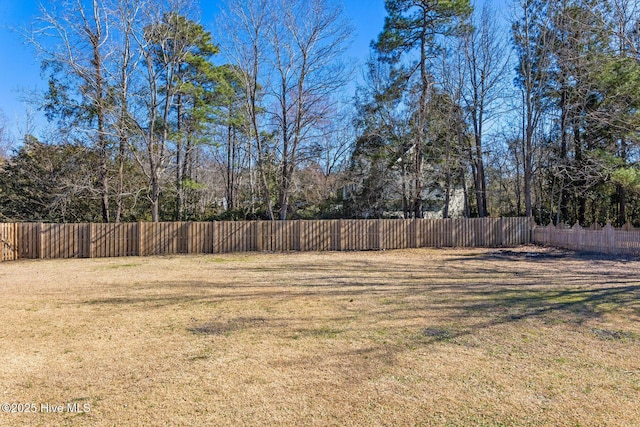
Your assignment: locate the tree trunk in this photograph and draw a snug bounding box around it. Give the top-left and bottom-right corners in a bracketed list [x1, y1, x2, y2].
[115, 132, 125, 223]
[443, 136, 452, 219]
[474, 139, 487, 217]
[226, 121, 235, 212]
[151, 172, 160, 222]
[89, 1, 109, 223]
[524, 129, 533, 218]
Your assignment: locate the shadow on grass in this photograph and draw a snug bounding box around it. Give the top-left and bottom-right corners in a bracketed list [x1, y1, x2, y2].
[453, 285, 640, 334]
[448, 247, 639, 263]
[80, 248, 640, 348]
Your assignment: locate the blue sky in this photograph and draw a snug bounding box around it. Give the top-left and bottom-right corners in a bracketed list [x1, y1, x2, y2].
[0, 0, 387, 139]
[0, 1, 510, 141]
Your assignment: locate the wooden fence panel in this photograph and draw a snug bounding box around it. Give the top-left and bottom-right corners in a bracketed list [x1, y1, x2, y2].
[0, 217, 534, 260]
[14, 223, 35, 259]
[452, 219, 464, 247]
[342, 220, 378, 250]
[443, 219, 453, 247]
[381, 219, 408, 250]
[121, 223, 137, 257]
[263, 220, 297, 251]
[490, 218, 500, 246]
[501, 218, 517, 246]
[424, 220, 434, 247]
[92, 223, 138, 258]
[92, 224, 106, 258]
[507, 217, 529, 246]
[284, 221, 295, 251]
[93, 224, 107, 258]
[615, 229, 640, 254]
[419, 220, 433, 247]
[458, 219, 467, 246]
[300, 220, 339, 252]
[40, 223, 55, 259]
[216, 221, 256, 253]
[0, 223, 16, 261]
[533, 222, 640, 255]
[472, 218, 485, 247]
[185, 222, 214, 254]
[154, 222, 180, 256]
[452, 219, 462, 247]
[436, 219, 449, 247]
[47, 223, 80, 259]
[487, 218, 500, 247]
[341, 220, 356, 250]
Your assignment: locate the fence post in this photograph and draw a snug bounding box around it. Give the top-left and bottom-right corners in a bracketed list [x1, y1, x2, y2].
[572, 222, 583, 252]
[137, 222, 145, 256]
[0, 223, 4, 262]
[604, 223, 615, 254]
[0, 223, 5, 261]
[38, 222, 44, 259]
[187, 222, 193, 254]
[528, 217, 535, 244]
[544, 223, 555, 247]
[255, 220, 261, 252]
[530, 223, 536, 246]
[452, 219, 458, 247]
[212, 220, 217, 254]
[88, 223, 95, 258]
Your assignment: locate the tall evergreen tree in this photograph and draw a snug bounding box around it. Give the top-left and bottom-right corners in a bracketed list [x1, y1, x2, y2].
[137, 11, 221, 221]
[375, 0, 472, 217]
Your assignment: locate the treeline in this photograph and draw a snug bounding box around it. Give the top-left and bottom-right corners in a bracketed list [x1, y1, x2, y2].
[0, 0, 639, 225]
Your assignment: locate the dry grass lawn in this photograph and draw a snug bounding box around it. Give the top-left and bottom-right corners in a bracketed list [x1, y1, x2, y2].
[0, 247, 639, 426]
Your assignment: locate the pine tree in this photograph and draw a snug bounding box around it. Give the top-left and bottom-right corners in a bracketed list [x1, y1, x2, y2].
[375, 0, 472, 217]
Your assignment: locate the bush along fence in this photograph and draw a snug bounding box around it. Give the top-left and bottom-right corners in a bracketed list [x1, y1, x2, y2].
[533, 222, 640, 255]
[0, 218, 532, 261]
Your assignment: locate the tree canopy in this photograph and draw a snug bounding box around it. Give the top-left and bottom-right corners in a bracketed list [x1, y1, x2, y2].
[2, 0, 640, 225]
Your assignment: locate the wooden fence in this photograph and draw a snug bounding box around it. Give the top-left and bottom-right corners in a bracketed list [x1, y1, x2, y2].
[0, 218, 532, 261]
[533, 222, 640, 255]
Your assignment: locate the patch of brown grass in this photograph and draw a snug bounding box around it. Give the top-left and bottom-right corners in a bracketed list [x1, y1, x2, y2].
[0, 247, 639, 426]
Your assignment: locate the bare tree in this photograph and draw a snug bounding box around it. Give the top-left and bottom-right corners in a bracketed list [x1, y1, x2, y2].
[28, 0, 113, 222]
[127, 1, 169, 222]
[106, 0, 143, 222]
[295, 102, 355, 213]
[512, 0, 554, 218]
[266, 0, 352, 219]
[313, 103, 355, 181]
[217, 0, 275, 219]
[461, 4, 511, 217]
[0, 110, 12, 161]
[218, 0, 353, 220]
[348, 54, 413, 219]
[438, 36, 471, 218]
